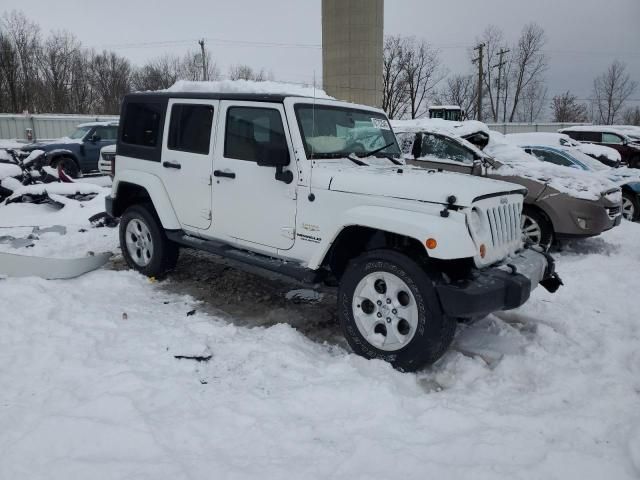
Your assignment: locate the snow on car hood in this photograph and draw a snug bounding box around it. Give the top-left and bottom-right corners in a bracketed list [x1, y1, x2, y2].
[487, 132, 619, 201]
[310, 160, 524, 207]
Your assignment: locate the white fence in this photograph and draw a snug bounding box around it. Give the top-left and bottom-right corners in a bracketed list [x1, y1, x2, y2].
[486, 122, 591, 134]
[0, 114, 119, 142]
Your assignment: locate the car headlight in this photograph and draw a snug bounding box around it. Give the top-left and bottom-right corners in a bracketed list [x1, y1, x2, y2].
[576, 217, 588, 230]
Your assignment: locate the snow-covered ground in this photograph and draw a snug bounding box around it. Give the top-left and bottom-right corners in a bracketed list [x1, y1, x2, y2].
[1, 190, 639, 479]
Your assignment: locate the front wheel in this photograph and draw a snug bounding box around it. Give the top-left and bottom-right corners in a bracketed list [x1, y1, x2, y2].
[119, 204, 179, 277]
[55, 157, 80, 178]
[338, 250, 456, 372]
[521, 206, 553, 251]
[622, 191, 639, 221]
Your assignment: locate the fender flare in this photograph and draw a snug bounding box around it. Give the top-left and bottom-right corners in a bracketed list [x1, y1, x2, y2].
[308, 205, 477, 269]
[47, 149, 79, 167]
[112, 170, 180, 230]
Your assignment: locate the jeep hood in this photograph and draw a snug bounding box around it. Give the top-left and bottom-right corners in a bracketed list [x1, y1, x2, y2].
[310, 162, 524, 207]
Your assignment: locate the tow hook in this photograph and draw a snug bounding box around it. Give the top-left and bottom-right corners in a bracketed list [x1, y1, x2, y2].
[540, 252, 563, 293]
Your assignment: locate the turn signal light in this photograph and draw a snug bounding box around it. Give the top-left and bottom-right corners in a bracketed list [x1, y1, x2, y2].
[480, 244, 487, 258]
[425, 238, 437, 250]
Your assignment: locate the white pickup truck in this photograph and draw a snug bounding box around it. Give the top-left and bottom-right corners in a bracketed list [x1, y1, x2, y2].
[106, 91, 561, 371]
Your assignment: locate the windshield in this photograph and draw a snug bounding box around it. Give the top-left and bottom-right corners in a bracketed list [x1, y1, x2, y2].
[295, 104, 400, 159]
[68, 126, 92, 140]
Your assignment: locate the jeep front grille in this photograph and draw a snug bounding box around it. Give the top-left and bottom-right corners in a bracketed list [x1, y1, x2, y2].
[486, 203, 522, 247]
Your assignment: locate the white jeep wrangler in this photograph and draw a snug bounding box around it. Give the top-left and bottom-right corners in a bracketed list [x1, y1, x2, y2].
[106, 91, 562, 371]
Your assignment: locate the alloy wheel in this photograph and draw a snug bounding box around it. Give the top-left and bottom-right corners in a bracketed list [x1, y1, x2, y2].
[125, 218, 154, 267]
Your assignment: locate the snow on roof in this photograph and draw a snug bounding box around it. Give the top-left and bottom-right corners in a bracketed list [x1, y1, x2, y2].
[486, 131, 619, 201]
[559, 125, 634, 138]
[391, 118, 489, 138]
[76, 121, 119, 128]
[507, 132, 622, 163]
[165, 80, 334, 99]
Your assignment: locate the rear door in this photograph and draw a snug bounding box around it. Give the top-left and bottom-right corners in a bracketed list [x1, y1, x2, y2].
[160, 99, 218, 230]
[211, 101, 297, 250]
[407, 132, 475, 174]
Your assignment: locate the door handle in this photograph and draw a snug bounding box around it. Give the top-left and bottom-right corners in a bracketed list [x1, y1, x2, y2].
[213, 170, 236, 179]
[162, 161, 181, 169]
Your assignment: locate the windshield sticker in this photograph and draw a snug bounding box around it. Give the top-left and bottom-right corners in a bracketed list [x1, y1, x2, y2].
[371, 118, 390, 130]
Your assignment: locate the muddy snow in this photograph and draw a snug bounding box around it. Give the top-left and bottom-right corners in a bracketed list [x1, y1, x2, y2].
[1, 189, 639, 479]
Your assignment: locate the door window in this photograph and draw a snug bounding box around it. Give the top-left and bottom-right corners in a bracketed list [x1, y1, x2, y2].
[531, 149, 576, 167]
[421, 133, 474, 164]
[168, 104, 214, 154]
[602, 133, 623, 145]
[93, 126, 118, 141]
[224, 107, 287, 162]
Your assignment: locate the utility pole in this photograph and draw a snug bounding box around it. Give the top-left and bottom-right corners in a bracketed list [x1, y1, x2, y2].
[472, 43, 485, 121]
[198, 39, 207, 81]
[492, 48, 510, 122]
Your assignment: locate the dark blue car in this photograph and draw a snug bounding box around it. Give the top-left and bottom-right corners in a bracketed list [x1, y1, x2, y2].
[521, 144, 640, 221]
[19, 121, 119, 177]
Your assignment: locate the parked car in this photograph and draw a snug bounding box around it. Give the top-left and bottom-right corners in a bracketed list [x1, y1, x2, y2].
[106, 89, 561, 371]
[507, 132, 622, 168]
[18, 121, 119, 177]
[515, 143, 640, 221]
[393, 119, 622, 249]
[98, 144, 116, 176]
[559, 126, 640, 168]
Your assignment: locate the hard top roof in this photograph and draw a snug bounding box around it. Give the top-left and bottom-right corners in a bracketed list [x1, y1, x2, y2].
[124, 91, 306, 103]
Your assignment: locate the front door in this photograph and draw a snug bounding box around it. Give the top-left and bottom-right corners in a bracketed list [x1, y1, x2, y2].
[211, 101, 297, 250]
[83, 125, 118, 171]
[160, 99, 218, 230]
[407, 132, 476, 174]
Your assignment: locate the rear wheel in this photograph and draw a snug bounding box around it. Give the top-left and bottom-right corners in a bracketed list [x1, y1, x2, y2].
[521, 206, 553, 251]
[55, 157, 80, 178]
[338, 250, 456, 372]
[120, 204, 179, 277]
[622, 191, 639, 221]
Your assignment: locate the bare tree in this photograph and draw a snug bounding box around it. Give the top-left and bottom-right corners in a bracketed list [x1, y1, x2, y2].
[382, 35, 408, 119]
[436, 74, 477, 120]
[592, 60, 638, 125]
[181, 50, 220, 82]
[551, 91, 589, 123]
[515, 79, 547, 123]
[0, 30, 21, 112]
[228, 64, 269, 81]
[507, 23, 548, 122]
[132, 55, 182, 91]
[402, 38, 444, 119]
[622, 106, 640, 126]
[67, 49, 93, 113]
[38, 31, 81, 112]
[89, 50, 132, 114]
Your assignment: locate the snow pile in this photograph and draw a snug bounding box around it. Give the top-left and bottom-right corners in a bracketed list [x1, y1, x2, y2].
[165, 80, 333, 99]
[0, 215, 640, 478]
[487, 132, 619, 200]
[507, 132, 622, 164]
[0, 163, 22, 180]
[392, 118, 489, 138]
[577, 143, 622, 163]
[7, 182, 105, 200]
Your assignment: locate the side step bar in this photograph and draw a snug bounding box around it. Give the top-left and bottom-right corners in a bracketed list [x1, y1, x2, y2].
[166, 231, 324, 284]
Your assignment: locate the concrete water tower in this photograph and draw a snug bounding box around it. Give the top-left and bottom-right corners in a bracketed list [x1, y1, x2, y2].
[322, 0, 384, 108]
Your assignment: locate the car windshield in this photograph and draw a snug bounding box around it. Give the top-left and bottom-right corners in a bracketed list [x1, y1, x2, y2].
[68, 126, 92, 139]
[295, 104, 400, 159]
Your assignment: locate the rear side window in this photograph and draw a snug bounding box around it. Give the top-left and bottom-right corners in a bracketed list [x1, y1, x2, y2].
[421, 133, 474, 164]
[531, 149, 575, 168]
[224, 107, 287, 162]
[168, 104, 214, 154]
[121, 103, 163, 147]
[602, 133, 623, 145]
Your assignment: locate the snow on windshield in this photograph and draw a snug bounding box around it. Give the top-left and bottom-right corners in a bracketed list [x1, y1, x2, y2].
[486, 131, 619, 201]
[165, 79, 334, 99]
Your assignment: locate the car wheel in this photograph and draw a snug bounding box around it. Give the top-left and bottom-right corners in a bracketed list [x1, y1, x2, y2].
[631, 155, 640, 169]
[338, 249, 456, 372]
[55, 157, 80, 178]
[521, 207, 553, 251]
[120, 204, 179, 277]
[622, 192, 639, 221]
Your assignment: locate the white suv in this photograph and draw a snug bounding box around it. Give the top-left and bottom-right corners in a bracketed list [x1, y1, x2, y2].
[106, 91, 561, 371]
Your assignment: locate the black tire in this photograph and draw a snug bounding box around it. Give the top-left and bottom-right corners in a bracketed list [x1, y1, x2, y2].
[521, 206, 553, 251]
[119, 203, 179, 277]
[55, 157, 80, 178]
[338, 249, 456, 372]
[631, 155, 640, 169]
[622, 191, 639, 222]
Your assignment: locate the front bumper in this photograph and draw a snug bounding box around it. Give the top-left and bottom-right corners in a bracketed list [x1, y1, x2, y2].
[436, 248, 561, 318]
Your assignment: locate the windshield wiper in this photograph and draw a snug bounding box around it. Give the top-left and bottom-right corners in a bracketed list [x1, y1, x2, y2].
[347, 153, 369, 166]
[356, 142, 395, 158]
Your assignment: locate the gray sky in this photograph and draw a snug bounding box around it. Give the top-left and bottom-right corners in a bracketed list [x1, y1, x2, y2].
[4, 0, 640, 107]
